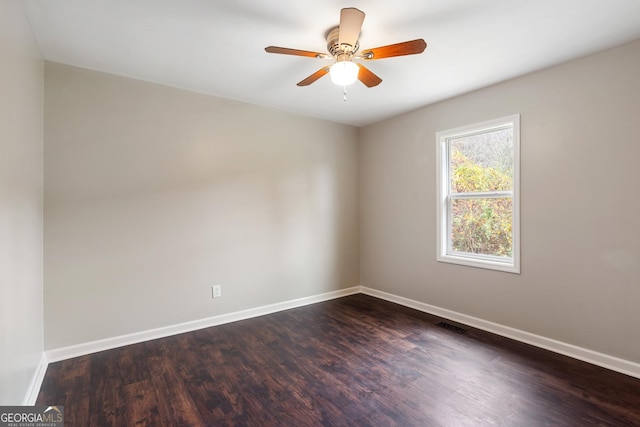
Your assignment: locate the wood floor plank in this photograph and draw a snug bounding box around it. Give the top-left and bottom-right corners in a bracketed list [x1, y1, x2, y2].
[122, 380, 162, 426]
[40, 354, 92, 427]
[37, 294, 640, 426]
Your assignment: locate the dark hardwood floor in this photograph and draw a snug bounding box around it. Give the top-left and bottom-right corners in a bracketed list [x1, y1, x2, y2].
[38, 294, 640, 426]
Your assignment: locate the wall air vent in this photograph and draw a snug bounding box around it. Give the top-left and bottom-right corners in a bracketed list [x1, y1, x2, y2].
[436, 321, 468, 334]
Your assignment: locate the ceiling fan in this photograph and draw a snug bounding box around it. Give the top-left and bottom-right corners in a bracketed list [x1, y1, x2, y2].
[265, 7, 427, 88]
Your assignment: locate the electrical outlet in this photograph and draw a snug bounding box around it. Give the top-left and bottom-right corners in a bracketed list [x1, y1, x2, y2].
[212, 285, 221, 298]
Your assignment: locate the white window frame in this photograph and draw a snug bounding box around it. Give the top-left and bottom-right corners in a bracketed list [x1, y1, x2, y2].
[436, 115, 520, 274]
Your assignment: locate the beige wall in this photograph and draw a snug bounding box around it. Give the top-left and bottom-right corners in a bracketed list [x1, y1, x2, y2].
[0, 1, 44, 404]
[44, 63, 359, 349]
[360, 39, 640, 362]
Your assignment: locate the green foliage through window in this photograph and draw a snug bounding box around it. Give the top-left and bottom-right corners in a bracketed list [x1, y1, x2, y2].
[449, 132, 513, 258]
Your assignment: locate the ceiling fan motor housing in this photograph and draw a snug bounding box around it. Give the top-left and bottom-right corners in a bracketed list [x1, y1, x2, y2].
[326, 26, 359, 57]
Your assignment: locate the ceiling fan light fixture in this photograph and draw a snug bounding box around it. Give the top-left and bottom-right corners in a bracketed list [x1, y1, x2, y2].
[329, 60, 359, 86]
[265, 7, 427, 89]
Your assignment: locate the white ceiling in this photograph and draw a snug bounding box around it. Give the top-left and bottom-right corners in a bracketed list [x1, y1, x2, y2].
[23, 0, 640, 127]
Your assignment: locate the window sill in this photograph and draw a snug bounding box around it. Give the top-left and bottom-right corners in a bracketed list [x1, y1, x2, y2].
[437, 254, 520, 274]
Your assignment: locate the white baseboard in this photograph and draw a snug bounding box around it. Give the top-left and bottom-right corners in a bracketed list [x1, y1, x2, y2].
[23, 352, 48, 405]
[44, 285, 640, 380]
[361, 286, 640, 379]
[46, 286, 361, 363]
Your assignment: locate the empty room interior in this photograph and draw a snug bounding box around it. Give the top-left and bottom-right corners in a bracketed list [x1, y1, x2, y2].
[2, 0, 640, 425]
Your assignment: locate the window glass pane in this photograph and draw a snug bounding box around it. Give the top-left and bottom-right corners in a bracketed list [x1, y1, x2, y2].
[450, 197, 512, 258]
[450, 128, 513, 193]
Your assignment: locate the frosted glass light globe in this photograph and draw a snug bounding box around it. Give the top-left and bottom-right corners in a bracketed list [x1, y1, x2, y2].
[329, 61, 359, 86]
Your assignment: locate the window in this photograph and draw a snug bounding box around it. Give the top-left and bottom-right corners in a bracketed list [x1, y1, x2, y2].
[436, 115, 520, 273]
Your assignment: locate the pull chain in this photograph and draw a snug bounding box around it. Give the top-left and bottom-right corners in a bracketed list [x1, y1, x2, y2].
[343, 85, 348, 102]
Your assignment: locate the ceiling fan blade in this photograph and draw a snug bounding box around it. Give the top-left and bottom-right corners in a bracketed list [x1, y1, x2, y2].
[356, 64, 382, 87]
[265, 46, 328, 58]
[360, 39, 427, 60]
[338, 8, 365, 51]
[297, 67, 330, 86]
